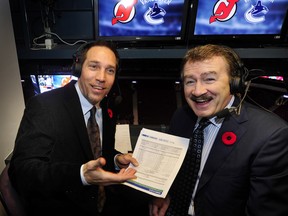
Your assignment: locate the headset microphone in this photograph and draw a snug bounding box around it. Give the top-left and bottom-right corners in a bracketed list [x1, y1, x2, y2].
[215, 80, 251, 118]
[215, 107, 237, 118]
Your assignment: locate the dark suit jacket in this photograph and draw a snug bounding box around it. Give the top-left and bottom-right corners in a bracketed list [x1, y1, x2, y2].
[8, 81, 125, 216]
[168, 100, 288, 216]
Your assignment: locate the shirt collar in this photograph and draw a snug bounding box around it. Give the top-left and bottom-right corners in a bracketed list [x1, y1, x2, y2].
[75, 82, 93, 116]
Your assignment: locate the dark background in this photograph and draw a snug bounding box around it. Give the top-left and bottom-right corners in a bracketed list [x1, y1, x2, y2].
[9, 0, 288, 125]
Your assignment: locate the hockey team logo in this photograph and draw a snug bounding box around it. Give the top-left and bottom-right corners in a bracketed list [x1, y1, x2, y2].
[244, 0, 269, 23]
[112, 0, 138, 25]
[210, 0, 239, 23]
[144, 3, 166, 25]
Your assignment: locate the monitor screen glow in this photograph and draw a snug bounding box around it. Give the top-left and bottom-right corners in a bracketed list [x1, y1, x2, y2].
[37, 75, 77, 93]
[96, 0, 188, 41]
[192, 0, 288, 38]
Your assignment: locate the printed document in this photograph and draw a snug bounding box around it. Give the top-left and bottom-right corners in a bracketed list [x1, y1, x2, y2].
[115, 124, 132, 153]
[123, 128, 190, 198]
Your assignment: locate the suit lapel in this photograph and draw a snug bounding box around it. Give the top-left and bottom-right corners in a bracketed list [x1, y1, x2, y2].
[62, 81, 94, 160]
[197, 105, 249, 192]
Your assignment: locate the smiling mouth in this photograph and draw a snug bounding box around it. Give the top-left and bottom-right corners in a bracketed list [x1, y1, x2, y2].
[191, 95, 213, 104]
[91, 84, 104, 90]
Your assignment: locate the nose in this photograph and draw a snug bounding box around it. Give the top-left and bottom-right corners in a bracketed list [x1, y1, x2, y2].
[96, 68, 106, 82]
[192, 82, 207, 96]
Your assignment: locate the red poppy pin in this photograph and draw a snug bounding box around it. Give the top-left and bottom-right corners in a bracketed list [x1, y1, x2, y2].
[222, 132, 237, 145]
[108, 108, 113, 119]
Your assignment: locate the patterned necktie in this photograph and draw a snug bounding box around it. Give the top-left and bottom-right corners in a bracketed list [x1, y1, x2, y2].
[167, 118, 211, 216]
[87, 106, 101, 158]
[87, 106, 105, 213]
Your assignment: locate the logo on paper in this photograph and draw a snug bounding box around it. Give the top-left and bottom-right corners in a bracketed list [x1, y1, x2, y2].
[112, 0, 138, 25]
[210, 0, 239, 23]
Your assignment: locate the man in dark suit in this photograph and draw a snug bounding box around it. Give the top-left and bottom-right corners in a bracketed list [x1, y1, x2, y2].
[8, 40, 139, 216]
[150, 44, 288, 216]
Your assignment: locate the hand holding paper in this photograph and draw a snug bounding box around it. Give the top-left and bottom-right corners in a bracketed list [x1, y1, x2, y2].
[123, 128, 190, 198]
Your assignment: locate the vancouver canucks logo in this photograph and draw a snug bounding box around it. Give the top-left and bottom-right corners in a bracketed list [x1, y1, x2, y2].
[144, 3, 166, 25]
[245, 0, 269, 23]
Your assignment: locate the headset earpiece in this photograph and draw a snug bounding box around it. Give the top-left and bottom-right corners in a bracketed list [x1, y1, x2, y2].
[71, 42, 93, 77]
[72, 56, 82, 78]
[229, 56, 247, 94]
[72, 53, 84, 77]
[230, 76, 243, 94]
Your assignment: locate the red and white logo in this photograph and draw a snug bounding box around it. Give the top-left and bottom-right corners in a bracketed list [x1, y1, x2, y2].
[112, 0, 138, 25]
[210, 0, 239, 23]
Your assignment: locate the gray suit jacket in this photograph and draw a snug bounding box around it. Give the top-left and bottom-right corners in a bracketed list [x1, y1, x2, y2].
[168, 100, 288, 216]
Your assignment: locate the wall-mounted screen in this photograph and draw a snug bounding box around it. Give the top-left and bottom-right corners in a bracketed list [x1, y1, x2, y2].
[95, 0, 190, 46]
[32, 75, 78, 94]
[189, 0, 288, 43]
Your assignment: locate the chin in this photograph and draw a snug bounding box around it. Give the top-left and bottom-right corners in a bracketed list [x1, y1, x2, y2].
[193, 109, 213, 118]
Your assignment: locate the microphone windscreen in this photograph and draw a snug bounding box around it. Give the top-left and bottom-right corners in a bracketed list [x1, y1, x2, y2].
[216, 108, 231, 118]
[114, 95, 123, 106]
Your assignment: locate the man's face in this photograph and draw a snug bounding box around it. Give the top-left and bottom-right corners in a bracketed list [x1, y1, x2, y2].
[182, 56, 232, 118]
[78, 46, 117, 107]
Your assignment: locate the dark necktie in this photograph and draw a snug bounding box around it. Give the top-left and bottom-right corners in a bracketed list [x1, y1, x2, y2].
[87, 106, 101, 158]
[167, 118, 211, 216]
[87, 106, 105, 213]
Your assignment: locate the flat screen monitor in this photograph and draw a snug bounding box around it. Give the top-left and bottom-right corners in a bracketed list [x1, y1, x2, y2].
[260, 75, 284, 81]
[31, 75, 78, 94]
[253, 75, 287, 92]
[95, 0, 190, 47]
[189, 0, 288, 45]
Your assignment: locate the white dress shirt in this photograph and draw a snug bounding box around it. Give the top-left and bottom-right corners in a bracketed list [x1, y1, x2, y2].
[188, 96, 235, 215]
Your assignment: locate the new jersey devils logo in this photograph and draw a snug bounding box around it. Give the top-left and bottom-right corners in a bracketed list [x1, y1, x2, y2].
[210, 0, 239, 23]
[112, 0, 138, 25]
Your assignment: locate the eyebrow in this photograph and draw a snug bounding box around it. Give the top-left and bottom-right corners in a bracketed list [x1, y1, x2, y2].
[88, 60, 116, 69]
[184, 71, 217, 79]
[201, 71, 217, 77]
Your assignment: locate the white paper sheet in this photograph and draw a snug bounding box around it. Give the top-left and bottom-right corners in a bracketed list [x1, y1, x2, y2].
[123, 128, 190, 198]
[115, 124, 132, 153]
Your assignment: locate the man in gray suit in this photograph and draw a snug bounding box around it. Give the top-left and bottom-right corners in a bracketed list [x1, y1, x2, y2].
[150, 44, 288, 216]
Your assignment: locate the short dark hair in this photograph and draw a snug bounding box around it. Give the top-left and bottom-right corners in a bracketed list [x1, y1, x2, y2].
[72, 40, 120, 77]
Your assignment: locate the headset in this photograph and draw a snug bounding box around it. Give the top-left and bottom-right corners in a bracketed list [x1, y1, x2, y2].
[72, 42, 94, 77]
[72, 40, 120, 76]
[213, 47, 251, 118]
[228, 48, 249, 95]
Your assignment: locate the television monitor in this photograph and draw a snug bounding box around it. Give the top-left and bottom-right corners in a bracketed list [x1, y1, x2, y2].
[250, 74, 287, 93]
[260, 75, 284, 81]
[31, 75, 78, 94]
[94, 0, 190, 47]
[189, 0, 288, 45]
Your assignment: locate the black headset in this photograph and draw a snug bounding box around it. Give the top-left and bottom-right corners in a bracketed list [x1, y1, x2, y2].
[72, 42, 94, 77]
[228, 49, 248, 95]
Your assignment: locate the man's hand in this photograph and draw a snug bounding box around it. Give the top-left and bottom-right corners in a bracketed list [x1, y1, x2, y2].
[115, 153, 139, 169]
[149, 196, 170, 216]
[83, 157, 137, 186]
